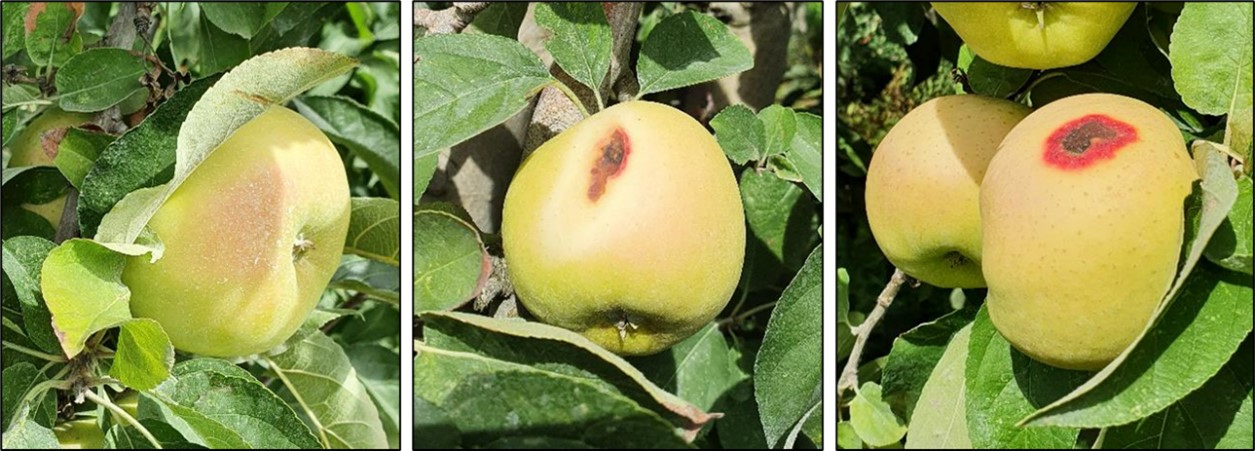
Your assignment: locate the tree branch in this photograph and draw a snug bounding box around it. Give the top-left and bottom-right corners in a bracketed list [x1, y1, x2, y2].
[415, 2, 490, 35]
[837, 269, 911, 399]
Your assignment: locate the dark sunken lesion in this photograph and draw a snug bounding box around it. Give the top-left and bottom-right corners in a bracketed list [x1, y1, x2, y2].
[1060, 121, 1116, 155]
[588, 129, 629, 202]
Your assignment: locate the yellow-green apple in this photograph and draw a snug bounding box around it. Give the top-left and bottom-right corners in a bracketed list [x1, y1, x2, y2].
[502, 101, 745, 356]
[865, 95, 1030, 288]
[53, 418, 106, 449]
[932, 2, 1136, 69]
[122, 106, 351, 357]
[981, 93, 1197, 370]
[6, 107, 92, 226]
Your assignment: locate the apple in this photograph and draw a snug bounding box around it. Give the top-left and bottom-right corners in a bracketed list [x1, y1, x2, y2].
[932, 2, 1136, 69]
[53, 418, 106, 449]
[864, 95, 1030, 288]
[122, 106, 351, 357]
[6, 107, 92, 227]
[501, 101, 745, 356]
[981, 93, 1197, 370]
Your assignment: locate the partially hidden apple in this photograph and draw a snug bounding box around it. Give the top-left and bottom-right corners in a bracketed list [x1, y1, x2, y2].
[122, 106, 351, 357]
[53, 418, 106, 449]
[981, 93, 1197, 370]
[502, 101, 745, 356]
[6, 107, 93, 226]
[932, 2, 1136, 70]
[865, 95, 1030, 288]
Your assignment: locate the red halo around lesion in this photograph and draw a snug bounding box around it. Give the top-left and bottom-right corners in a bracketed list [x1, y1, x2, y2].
[587, 128, 631, 202]
[1041, 114, 1138, 170]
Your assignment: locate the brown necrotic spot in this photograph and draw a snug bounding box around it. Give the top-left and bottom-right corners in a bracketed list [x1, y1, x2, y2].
[588, 128, 630, 202]
[1042, 114, 1137, 171]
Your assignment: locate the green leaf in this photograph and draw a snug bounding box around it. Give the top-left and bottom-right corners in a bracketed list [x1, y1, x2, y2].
[54, 128, 114, 189]
[199, 2, 271, 39]
[636, 11, 753, 96]
[330, 255, 400, 304]
[837, 268, 854, 361]
[345, 197, 400, 266]
[849, 382, 906, 447]
[414, 204, 485, 312]
[55, 48, 148, 113]
[1170, 2, 1253, 164]
[2, 3, 28, 58]
[143, 359, 320, 448]
[711, 104, 765, 165]
[414, 33, 550, 158]
[534, 3, 612, 102]
[24, 3, 82, 67]
[965, 307, 1085, 448]
[41, 239, 132, 358]
[0, 236, 60, 355]
[905, 325, 973, 449]
[782, 112, 821, 200]
[755, 246, 822, 447]
[881, 306, 978, 422]
[267, 332, 390, 449]
[109, 318, 174, 391]
[1205, 175, 1253, 274]
[629, 323, 746, 413]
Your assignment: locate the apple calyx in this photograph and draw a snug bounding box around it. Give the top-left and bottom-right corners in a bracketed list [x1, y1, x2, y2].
[588, 129, 631, 202]
[292, 233, 315, 260]
[1020, 2, 1049, 29]
[613, 311, 640, 341]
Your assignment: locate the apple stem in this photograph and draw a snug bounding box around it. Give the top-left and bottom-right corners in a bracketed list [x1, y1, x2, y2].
[837, 269, 912, 405]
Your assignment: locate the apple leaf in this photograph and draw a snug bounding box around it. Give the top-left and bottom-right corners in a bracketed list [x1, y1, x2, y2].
[1205, 175, 1254, 274]
[880, 305, 978, 422]
[2, 3, 27, 58]
[535, 2, 612, 103]
[628, 322, 746, 413]
[344, 197, 400, 266]
[0, 235, 60, 355]
[1, 363, 57, 432]
[1103, 337, 1254, 449]
[414, 204, 485, 312]
[41, 239, 131, 359]
[77, 75, 216, 238]
[755, 245, 821, 447]
[109, 318, 173, 391]
[635, 11, 753, 97]
[266, 331, 390, 449]
[414, 33, 551, 158]
[23, 2, 82, 68]
[1169, 2, 1253, 165]
[848, 382, 906, 447]
[905, 325, 973, 449]
[711, 104, 765, 165]
[416, 311, 717, 438]
[95, 48, 356, 246]
[143, 359, 320, 449]
[965, 307, 1086, 449]
[54, 128, 113, 190]
[330, 255, 401, 305]
[1, 403, 59, 449]
[55, 48, 149, 113]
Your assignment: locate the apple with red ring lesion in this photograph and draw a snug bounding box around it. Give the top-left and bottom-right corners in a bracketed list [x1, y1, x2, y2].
[981, 93, 1197, 371]
[502, 100, 745, 356]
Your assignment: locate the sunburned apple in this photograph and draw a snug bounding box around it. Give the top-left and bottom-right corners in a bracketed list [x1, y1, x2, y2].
[865, 95, 1030, 288]
[981, 93, 1197, 370]
[122, 106, 351, 357]
[932, 2, 1136, 70]
[502, 101, 745, 356]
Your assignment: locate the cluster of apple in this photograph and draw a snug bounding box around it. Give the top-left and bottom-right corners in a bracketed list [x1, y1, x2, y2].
[863, 3, 1196, 371]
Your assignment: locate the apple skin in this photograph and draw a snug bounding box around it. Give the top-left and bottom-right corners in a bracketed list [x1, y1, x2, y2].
[122, 106, 351, 357]
[6, 107, 92, 226]
[865, 95, 1030, 288]
[981, 93, 1197, 371]
[501, 101, 745, 356]
[932, 2, 1136, 69]
[53, 418, 106, 449]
